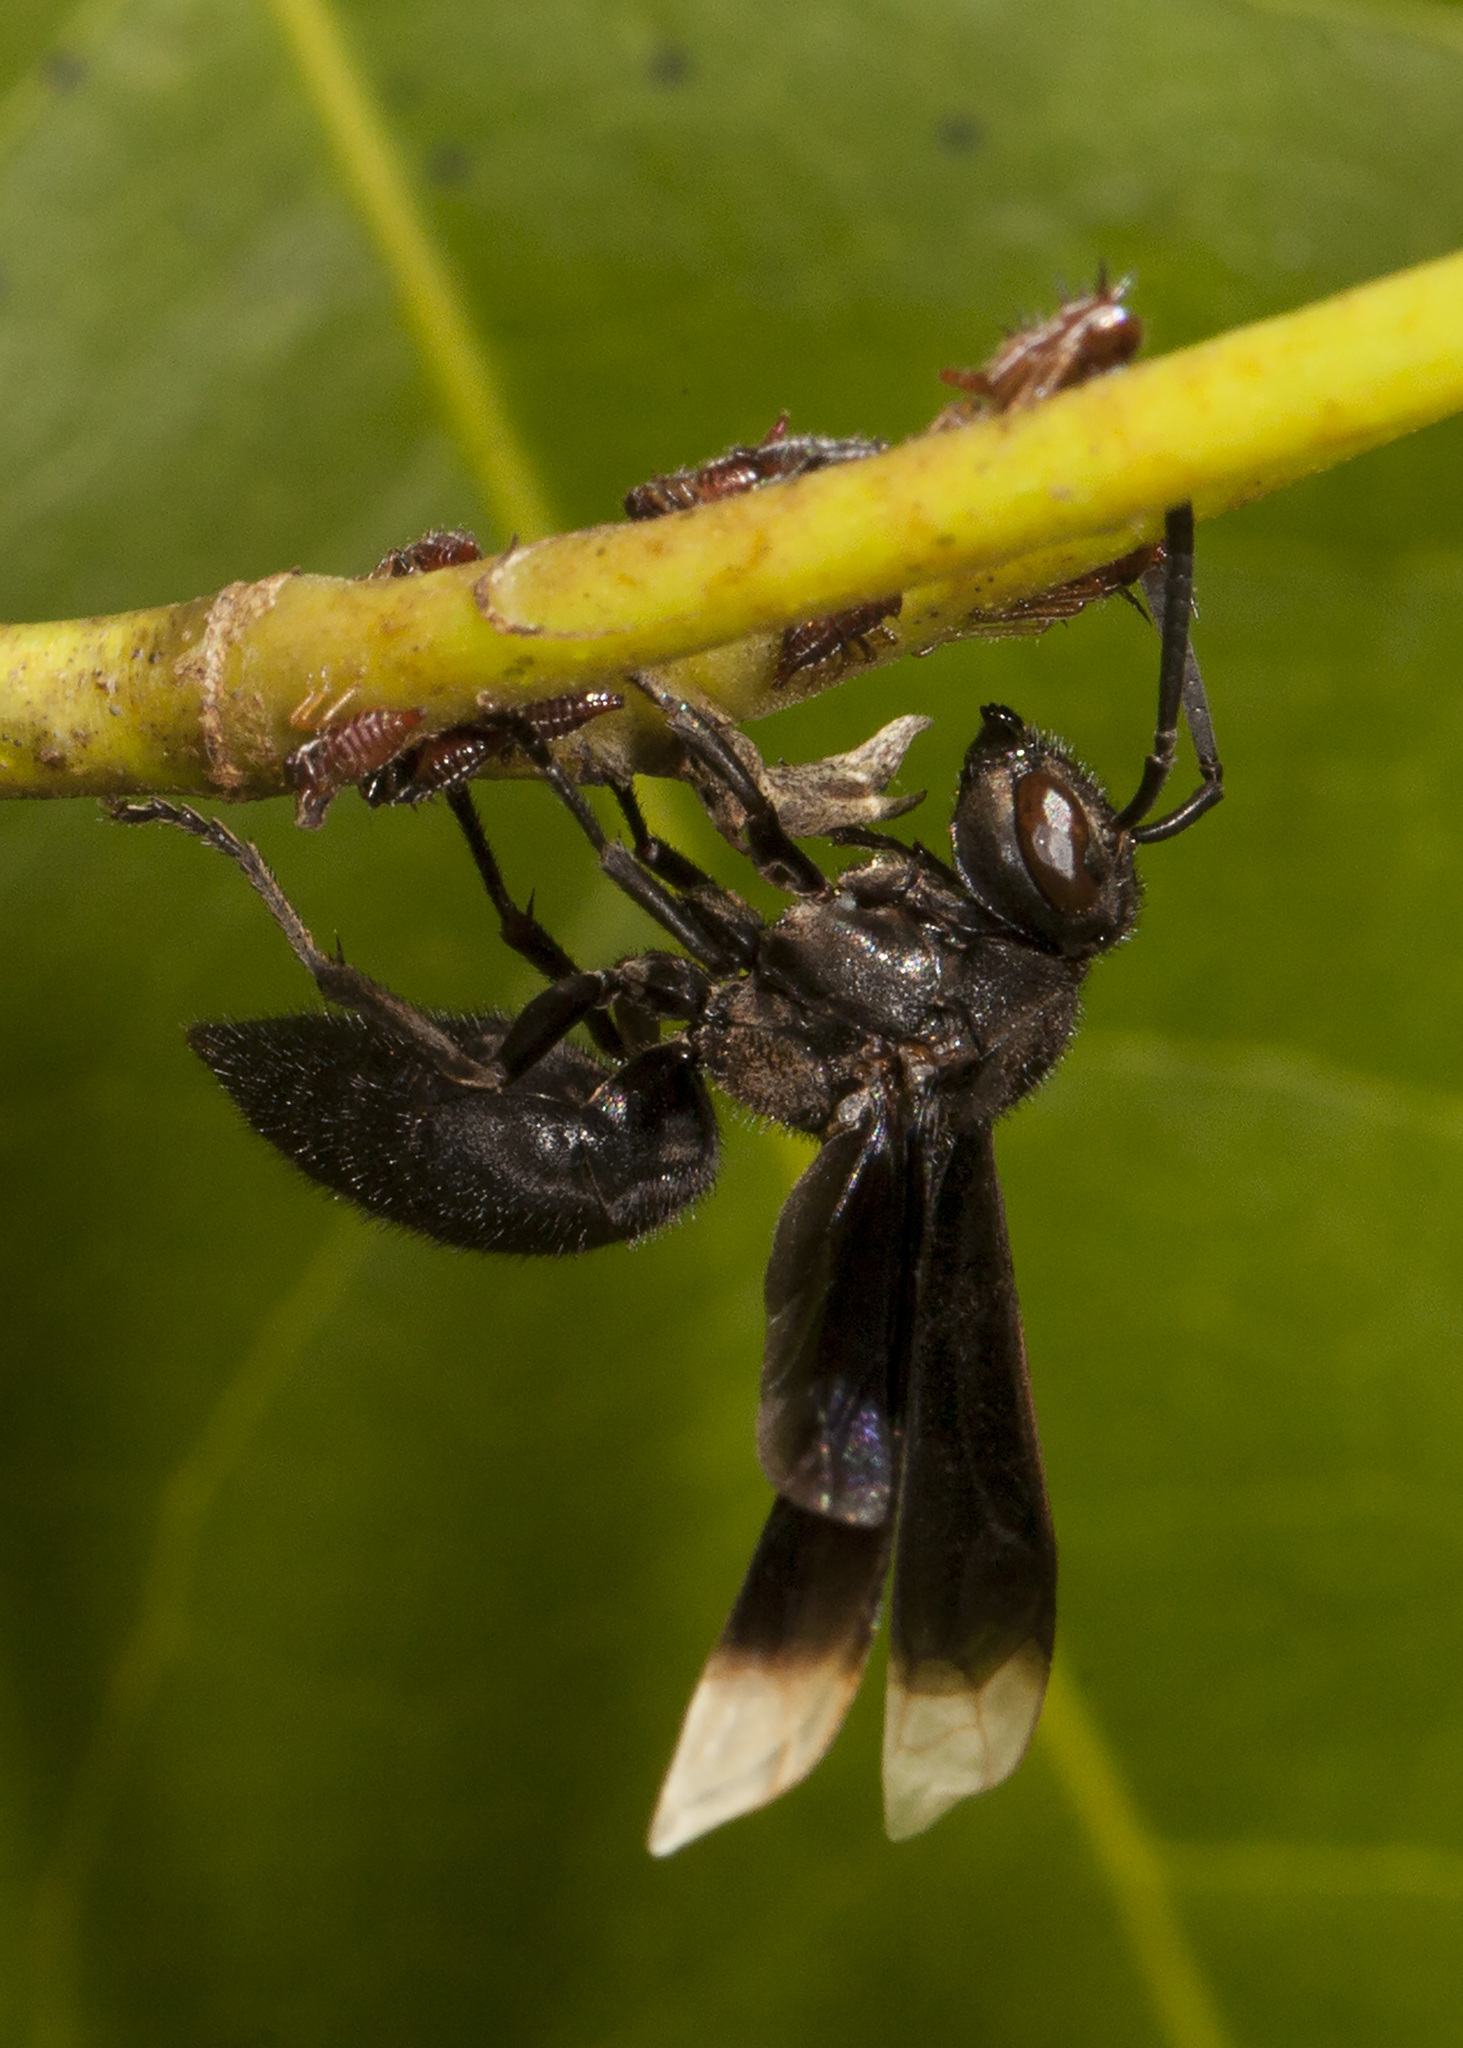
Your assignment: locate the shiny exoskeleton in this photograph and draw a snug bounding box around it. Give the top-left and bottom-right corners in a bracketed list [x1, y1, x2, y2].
[111, 504, 1221, 1855]
[925, 274, 1159, 637]
[359, 689, 626, 810]
[286, 708, 426, 829]
[282, 689, 624, 832]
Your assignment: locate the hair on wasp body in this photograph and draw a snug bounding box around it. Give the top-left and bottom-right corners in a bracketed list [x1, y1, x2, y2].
[112, 496, 1222, 1854]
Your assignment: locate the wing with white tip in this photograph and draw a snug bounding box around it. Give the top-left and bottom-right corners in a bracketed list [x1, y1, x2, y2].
[883, 1118, 1055, 1842]
[649, 1497, 890, 1856]
[651, 1111, 912, 1856]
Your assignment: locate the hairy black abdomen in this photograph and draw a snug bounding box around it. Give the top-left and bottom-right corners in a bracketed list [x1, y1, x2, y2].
[188, 1012, 719, 1254]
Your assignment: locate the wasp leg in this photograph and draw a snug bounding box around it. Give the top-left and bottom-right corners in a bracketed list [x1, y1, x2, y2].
[1129, 539, 1226, 843]
[828, 824, 965, 890]
[1114, 503, 1223, 839]
[609, 777, 768, 953]
[107, 799, 494, 1087]
[496, 952, 711, 1082]
[444, 785, 626, 1059]
[609, 779, 718, 893]
[630, 674, 830, 898]
[479, 715, 762, 975]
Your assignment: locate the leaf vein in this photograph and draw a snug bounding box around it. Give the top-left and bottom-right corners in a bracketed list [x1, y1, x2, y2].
[1041, 1665, 1239, 2048]
[263, 0, 555, 541]
[27, 1219, 369, 2048]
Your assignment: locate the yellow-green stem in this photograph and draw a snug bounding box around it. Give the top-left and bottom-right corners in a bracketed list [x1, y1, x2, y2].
[4, 247, 1462, 803]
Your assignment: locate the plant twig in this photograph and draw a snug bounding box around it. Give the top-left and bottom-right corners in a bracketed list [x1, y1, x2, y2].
[3, 247, 1462, 804]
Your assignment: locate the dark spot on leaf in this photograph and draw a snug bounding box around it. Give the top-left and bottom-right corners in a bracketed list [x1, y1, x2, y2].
[648, 44, 691, 87]
[428, 142, 472, 187]
[936, 112, 983, 155]
[45, 49, 87, 92]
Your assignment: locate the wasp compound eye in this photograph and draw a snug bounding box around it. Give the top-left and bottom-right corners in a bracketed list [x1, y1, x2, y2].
[1014, 770, 1101, 914]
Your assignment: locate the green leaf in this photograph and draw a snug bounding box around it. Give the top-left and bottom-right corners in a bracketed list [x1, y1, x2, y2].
[2, 1, 1462, 2044]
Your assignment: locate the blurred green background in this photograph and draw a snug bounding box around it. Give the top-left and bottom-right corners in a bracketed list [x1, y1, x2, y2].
[2, 0, 1462, 2042]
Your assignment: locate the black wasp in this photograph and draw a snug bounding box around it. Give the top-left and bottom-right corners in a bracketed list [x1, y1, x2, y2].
[114, 503, 1221, 1854]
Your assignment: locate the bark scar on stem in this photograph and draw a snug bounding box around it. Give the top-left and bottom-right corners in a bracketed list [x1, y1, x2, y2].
[176, 571, 298, 789]
[474, 540, 604, 640]
[475, 530, 765, 644]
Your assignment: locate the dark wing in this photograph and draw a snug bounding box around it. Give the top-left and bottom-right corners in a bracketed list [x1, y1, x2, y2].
[757, 1113, 911, 1526]
[883, 1116, 1056, 1841]
[651, 1111, 914, 1853]
[649, 1497, 890, 1856]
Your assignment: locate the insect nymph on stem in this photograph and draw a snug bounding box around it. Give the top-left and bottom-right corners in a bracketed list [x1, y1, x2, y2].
[620, 274, 1154, 698]
[112, 497, 1221, 1853]
[281, 276, 1164, 839]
